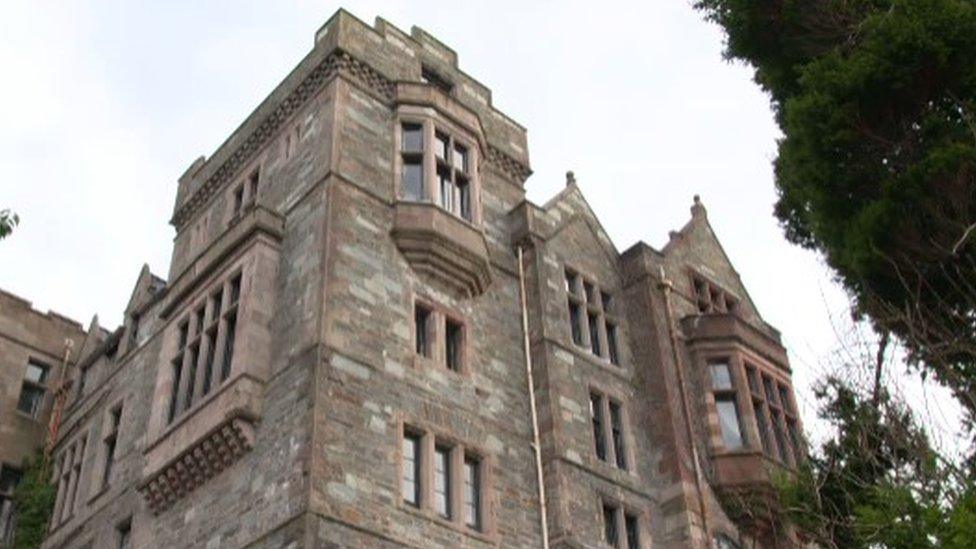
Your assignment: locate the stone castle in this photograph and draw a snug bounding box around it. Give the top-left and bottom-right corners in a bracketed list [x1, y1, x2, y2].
[0, 10, 805, 549]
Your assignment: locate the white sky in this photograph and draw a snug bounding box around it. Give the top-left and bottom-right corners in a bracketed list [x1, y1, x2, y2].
[0, 1, 964, 452]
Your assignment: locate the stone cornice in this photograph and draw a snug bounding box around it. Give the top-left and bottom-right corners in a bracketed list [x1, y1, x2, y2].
[171, 50, 531, 231]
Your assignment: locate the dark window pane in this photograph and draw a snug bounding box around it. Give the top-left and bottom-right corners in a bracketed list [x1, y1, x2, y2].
[103, 435, 116, 487]
[591, 393, 607, 461]
[248, 168, 260, 201]
[201, 330, 215, 396]
[402, 433, 420, 507]
[184, 345, 198, 411]
[168, 360, 182, 424]
[446, 319, 463, 372]
[458, 177, 471, 221]
[415, 305, 431, 358]
[402, 123, 423, 152]
[773, 411, 791, 463]
[779, 385, 794, 415]
[763, 376, 778, 404]
[754, 402, 772, 455]
[746, 366, 760, 394]
[211, 291, 223, 321]
[584, 281, 596, 303]
[230, 275, 242, 304]
[625, 514, 639, 549]
[716, 398, 744, 449]
[588, 312, 601, 356]
[603, 504, 619, 547]
[0, 467, 22, 494]
[463, 456, 481, 530]
[17, 385, 44, 417]
[233, 185, 244, 215]
[609, 401, 626, 470]
[564, 270, 577, 295]
[568, 302, 583, 346]
[601, 291, 613, 313]
[402, 160, 424, 201]
[193, 306, 205, 336]
[117, 518, 132, 549]
[178, 322, 189, 351]
[606, 323, 620, 366]
[709, 362, 733, 390]
[434, 446, 451, 518]
[221, 311, 237, 381]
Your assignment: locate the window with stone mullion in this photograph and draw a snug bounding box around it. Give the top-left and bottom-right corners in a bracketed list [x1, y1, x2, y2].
[169, 274, 241, 424]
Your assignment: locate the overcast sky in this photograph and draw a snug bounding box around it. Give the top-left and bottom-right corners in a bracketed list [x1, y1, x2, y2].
[0, 1, 963, 449]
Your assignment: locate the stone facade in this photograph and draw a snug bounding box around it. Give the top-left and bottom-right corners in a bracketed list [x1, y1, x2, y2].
[0, 9, 807, 549]
[0, 289, 88, 545]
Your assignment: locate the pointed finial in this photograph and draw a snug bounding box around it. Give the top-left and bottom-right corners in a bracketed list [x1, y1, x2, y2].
[691, 194, 706, 219]
[566, 170, 576, 187]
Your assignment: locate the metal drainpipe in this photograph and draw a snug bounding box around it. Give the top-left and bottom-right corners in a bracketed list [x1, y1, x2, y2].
[45, 338, 75, 461]
[517, 245, 551, 549]
[659, 267, 712, 547]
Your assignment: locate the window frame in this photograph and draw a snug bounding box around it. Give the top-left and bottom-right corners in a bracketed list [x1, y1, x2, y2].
[589, 388, 631, 472]
[166, 270, 243, 425]
[600, 498, 642, 549]
[708, 359, 746, 450]
[563, 267, 623, 366]
[411, 297, 470, 376]
[397, 421, 492, 537]
[17, 358, 51, 419]
[395, 115, 481, 226]
[689, 272, 739, 316]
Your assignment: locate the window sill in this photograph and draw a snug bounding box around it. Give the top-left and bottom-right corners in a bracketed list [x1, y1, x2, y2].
[411, 353, 468, 378]
[398, 500, 495, 544]
[13, 410, 42, 422]
[563, 341, 631, 380]
[139, 372, 264, 514]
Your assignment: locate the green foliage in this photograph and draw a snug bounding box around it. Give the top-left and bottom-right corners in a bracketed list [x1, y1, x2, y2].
[776, 377, 976, 548]
[696, 0, 976, 419]
[0, 209, 18, 240]
[11, 451, 55, 549]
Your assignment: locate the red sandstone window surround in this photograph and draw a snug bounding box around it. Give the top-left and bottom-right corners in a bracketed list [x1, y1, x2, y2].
[398, 424, 488, 534]
[396, 117, 480, 225]
[564, 268, 622, 366]
[690, 272, 739, 315]
[412, 299, 468, 374]
[709, 359, 746, 450]
[589, 389, 630, 471]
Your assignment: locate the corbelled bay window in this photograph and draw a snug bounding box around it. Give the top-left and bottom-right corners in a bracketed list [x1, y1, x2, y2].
[398, 120, 479, 223]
